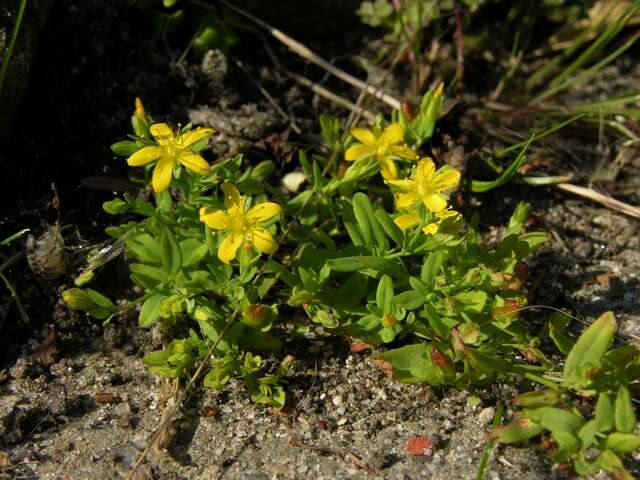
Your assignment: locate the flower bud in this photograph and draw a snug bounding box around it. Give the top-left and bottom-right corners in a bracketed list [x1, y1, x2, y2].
[62, 288, 95, 310]
[74, 270, 95, 287]
[382, 314, 397, 328]
[134, 97, 146, 118]
[193, 306, 214, 322]
[242, 304, 272, 328]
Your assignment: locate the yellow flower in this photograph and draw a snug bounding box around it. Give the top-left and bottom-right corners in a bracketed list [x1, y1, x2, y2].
[127, 123, 214, 193]
[344, 123, 418, 180]
[394, 209, 461, 235]
[387, 157, 460, 213]
[199, 183, 282, 264]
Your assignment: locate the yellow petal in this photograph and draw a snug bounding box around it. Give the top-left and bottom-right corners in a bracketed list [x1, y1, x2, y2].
[250, 227, 278, 254]
[177, 152, 210, 176]
[422, 193, 448, 213]
[199, 208, 231, 230]
[395, 191, 419, 209]
[246, 202, 282, 224]
[379, 123, 405, 146]
[422, 223, 439, 235]
[350, 128, 376, 145]
[386, 178, 414, 190]
[152, 157, 174, 193]
[416, 157, 436, 183]
[127, 146, 164, 166]
[150, 123, 174, 145]
[218, 231, 243, 264]
[432, 167, 461, 192]
[380, 157, 398, 180]
[389, 145, 419, 160]
[345, 144, 375, 161]
[394, 213, 420, 231]
[221, 183, 243, 210]
[179, 127, 214, 148]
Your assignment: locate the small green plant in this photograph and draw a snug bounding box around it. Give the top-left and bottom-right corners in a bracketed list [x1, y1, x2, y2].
[1, 228, 30, 324]
[62, 97, 639, 477]
[493, 312, 640, 479]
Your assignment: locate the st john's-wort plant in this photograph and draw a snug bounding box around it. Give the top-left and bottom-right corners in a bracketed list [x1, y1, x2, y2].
[62, 91, 640, 476]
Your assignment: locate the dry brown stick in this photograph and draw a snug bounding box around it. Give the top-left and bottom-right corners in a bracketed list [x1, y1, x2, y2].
[556, 182, 640, 219]
[285, 70, 376, 122]
[210, 0, 403, 111]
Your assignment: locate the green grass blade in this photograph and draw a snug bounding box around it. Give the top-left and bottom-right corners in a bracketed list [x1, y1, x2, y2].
[0, 0, 28, 97]
[471, 134, 534, 192]
[475, 403, 504, 480]
[532, 30, 640, 104]
[494, 114, 584, 158]
[0, 271, 29, 323]
[548, 5, 637, 90]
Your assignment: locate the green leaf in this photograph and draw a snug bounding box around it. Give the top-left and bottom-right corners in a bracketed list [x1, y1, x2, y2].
[547, 311, 574, 355]
[1, 228, 30, 246]
[352, 193, 374, 247]
[139, 293, 165, 327]
[492, 415, 544, 444]
[325, 256, 405, 278]
[142, 350, 171, 367]
[421, 251, 443, 287]
[515, 389, 561, 408]
[342, 204, 365, 247]
[471, 134, 534, 192]
[156, 190, 173, 213]
[525, 407, 585, 433]
[563, 311, 616, 386]
[353, 193, 388, 252]
[604, 433, 640, 453]
[180, 239, 209, 267]
[505, 202, 530, 237]
[161, 227, 183, 276]
[594, 450, 630, 478]
[129, 263, 168, 286]
[394, 290, 425, 311]
[103, 198, 130, 215]
[551, 430, 580, 462]
[377, 343, 453, 386]
[577, 420, 601, 448]
[111, 140, 142, 157]
[454, 291, 487, 314]
[127, 233, 162, 264]
[375, 208, 404, 246]
[519, 232, 548, 250]
[376, 275, 394, 313]
[595, 392, 615, 432]
[614, 385, 636, 433]
[85, 288, 115, 310]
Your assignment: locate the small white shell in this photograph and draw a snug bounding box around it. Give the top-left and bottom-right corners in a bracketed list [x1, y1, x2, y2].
[282, 171, 307, 193]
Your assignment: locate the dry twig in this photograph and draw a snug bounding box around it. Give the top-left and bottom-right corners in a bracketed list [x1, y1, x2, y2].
[555, 182, 640, 219]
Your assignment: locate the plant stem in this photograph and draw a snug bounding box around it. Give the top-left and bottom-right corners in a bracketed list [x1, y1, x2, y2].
[0, 0, 28, 97]
[475, 403, 504, 480]
[0, 271, 28, 324]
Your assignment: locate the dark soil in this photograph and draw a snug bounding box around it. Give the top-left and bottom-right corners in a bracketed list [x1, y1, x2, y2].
[1, 1, 639, 479]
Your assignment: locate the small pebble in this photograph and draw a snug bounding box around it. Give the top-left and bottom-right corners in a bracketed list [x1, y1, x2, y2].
[478, 407, 495, 425]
